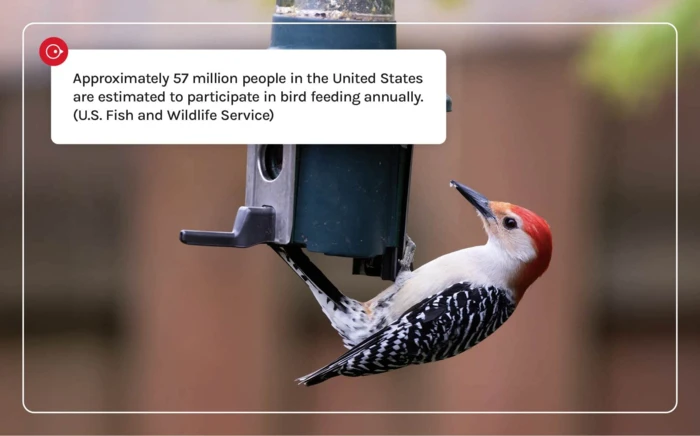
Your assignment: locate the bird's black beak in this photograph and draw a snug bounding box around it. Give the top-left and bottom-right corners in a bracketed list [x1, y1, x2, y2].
[450, 180, 496, 220]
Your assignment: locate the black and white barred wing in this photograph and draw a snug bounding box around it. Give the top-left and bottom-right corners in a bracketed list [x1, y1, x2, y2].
[297, 282, 516, 386]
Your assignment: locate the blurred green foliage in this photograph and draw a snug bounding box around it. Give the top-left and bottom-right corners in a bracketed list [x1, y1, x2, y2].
[580, 0, 699, 111]
[257, 0, 694, 111]
[432, 0, 465, 8]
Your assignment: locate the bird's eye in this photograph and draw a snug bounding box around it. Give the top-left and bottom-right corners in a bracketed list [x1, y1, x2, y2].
[503, 217, 518, 230]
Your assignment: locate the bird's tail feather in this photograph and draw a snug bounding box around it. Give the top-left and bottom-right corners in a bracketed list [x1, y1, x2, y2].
[269, 244, 349, 309]
[270, 244, 373, 348]
[296, 326, 388, 386]
[296, 366, 341, 387]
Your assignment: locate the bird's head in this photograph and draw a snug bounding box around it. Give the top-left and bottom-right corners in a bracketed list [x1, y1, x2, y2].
[450, 180, 552, 299]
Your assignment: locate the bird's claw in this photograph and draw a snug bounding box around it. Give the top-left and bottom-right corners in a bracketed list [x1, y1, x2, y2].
[399, 234, 416, 273]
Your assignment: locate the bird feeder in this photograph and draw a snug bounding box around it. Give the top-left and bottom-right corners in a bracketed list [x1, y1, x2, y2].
[180, 0, 451, 281]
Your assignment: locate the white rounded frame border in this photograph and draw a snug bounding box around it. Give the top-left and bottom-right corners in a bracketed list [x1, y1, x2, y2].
[21, 21, 679, 415]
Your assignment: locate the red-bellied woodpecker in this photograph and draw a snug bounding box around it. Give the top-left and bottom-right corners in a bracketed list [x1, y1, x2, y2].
[273, 181, 552, 386]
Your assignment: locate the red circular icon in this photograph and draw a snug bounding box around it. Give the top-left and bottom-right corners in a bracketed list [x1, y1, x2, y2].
[39, 37, 68, 66]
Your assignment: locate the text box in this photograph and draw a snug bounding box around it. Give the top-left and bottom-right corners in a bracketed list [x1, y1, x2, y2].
[50, 49, 446, 145]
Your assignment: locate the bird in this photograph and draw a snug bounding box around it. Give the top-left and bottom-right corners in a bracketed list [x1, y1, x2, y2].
[272, 180, 552, 386]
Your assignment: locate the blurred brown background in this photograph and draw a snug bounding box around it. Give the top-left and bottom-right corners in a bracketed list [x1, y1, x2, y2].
[1, 0, 697, 434]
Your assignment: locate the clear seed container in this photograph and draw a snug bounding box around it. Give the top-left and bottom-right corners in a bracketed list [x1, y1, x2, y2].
[276, 0, 394, 21]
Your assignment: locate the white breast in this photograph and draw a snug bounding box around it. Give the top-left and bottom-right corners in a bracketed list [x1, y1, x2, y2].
[368, 243, 518, 321]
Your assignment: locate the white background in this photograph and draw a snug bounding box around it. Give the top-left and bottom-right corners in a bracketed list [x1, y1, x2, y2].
[51, 49, 446, 145]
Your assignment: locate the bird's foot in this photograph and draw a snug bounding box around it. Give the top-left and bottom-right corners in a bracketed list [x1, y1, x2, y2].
[398, 234, 416, 273]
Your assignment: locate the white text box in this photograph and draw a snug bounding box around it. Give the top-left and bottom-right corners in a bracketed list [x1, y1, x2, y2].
[51, 49, 446, 145]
